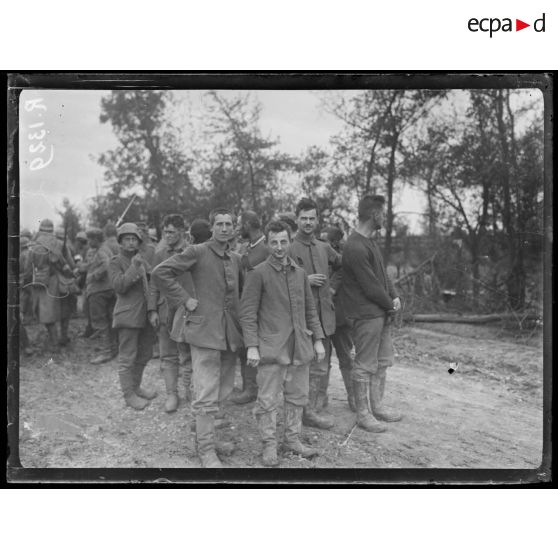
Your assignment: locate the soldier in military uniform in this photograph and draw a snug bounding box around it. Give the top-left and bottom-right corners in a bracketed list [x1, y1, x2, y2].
[229, 210, 270, 406]
[25, 219, 75, 352]
[84, 228, 118, 365]
[148, 214, 192, 413]
[153, 208, 243, 468]
[240, 220, 326, 466]
[289, 198, 342, 430]
[108, 223, 158, 410]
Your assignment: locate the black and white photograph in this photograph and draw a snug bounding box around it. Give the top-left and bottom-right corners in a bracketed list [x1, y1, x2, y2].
[7, 74, 551, 479]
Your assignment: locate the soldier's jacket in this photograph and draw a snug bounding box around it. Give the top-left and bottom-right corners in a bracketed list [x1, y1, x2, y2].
[337, 231, 398, 320]
[152, 239, 243, 352]
[108, 249, 155, 329]
[103, 236, 120, 256]
[240, 256, 325, 366]
[25, 233, 73, 324]
[85, 244, 114, 297]
[289, 232, 342, 337]
[148, 237, 192, 325]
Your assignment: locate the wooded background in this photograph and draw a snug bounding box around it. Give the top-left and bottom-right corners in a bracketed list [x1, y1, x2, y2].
[57, 89, 544, 318]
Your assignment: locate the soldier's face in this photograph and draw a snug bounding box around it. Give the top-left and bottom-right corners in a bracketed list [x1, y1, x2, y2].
[372, 207, 385, 230]
[121, 234, 140, 253]
[238, 218, 250, 240]
[88, 237, 101, 249]
[268, 230, 291, 262]
[297, 209, 318, 235]
[212, 214, 235, 244]
[163, 225, 181, 247]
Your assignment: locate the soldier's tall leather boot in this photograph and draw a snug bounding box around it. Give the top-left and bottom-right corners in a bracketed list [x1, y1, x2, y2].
[316, 367, 330, 410]
[303, 374, 334, 430]
[256, 410, 279, 467]
[229, 363, 258, 405]
[132, 364, 158, 401]
[119, 366, 149, 410]
[46, 323, 60, 353]
[340, 367, 356, 412]
[59, 319, 70, 346]
[196, 414, 223, 468]
[354, 380, 387, 433]
[283, 403, 319, 458]
[369, 369, 402, 422]
[163, 367, 179, 413]
[90, 327, 117, 364]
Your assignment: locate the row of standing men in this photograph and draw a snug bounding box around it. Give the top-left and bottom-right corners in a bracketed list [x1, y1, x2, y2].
[22, 195, 402, 468]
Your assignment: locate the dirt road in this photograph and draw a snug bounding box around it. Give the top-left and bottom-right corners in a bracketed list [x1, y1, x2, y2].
[17, 320, 544, 470]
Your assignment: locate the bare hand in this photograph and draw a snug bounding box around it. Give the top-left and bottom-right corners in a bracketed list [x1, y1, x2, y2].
[185, 298, 199, 312]
[393, 297, 401, 312]
[246, 347, 260, 367]
[314, 340, 325, 362]
[308, 274, 327, 287]
[148, 311, 160, 329]
[131, 254, 144, 268]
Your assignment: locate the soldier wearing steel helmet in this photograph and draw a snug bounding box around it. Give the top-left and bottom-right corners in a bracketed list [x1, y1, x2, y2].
[24, 219, 74, 352]
[108, 223, 158, 410]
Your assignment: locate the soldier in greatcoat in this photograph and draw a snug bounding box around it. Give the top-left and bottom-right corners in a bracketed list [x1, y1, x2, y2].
[152, 208, 243, 468]
[108, 223, 158, 410]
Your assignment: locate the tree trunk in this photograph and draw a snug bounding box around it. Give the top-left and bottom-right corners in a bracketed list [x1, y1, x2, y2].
[384, 129, 399, 265]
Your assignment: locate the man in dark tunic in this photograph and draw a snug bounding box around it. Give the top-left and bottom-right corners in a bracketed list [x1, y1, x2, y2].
[337, 195, 403, 433]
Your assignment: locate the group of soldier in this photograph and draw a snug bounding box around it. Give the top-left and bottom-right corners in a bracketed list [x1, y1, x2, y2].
[20, 194, 402, 468]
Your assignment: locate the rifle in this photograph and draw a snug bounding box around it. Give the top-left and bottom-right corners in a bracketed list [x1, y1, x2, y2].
[115, 194, 137, 228]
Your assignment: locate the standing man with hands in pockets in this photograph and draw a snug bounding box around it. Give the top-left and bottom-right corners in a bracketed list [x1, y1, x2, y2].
[240, 220, 326, 467]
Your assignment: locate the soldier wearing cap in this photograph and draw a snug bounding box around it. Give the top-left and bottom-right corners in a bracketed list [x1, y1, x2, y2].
[147, 214, 192, 413]
[83, 228, 118, 365]
[337, 194, 403, 433]
[108, 223, 158, 410]
[24, 218, 75, 351]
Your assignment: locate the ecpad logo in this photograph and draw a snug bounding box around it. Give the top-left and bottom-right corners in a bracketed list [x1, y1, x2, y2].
[468, 13, 546, 37]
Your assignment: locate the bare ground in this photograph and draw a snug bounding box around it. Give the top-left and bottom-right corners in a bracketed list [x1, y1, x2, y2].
[17, 318, 544, 470]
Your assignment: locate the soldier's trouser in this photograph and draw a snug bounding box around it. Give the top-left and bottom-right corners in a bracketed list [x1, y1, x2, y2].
[159, 323, 192, 394]
[89, 290, 117, 351]
[116, 327, 155, 397]
[332, 324, 354, 374]
[350, 317, 394, 383]
[190, 345, 236, 416]
[255, 362, 310, 416]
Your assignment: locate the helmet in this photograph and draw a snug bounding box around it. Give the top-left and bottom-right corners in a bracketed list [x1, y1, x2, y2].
[117, 222, 142, 244]
[76, 231, 87, 241]
[39, 219, 54, 233]
[21, 228, 32, 239]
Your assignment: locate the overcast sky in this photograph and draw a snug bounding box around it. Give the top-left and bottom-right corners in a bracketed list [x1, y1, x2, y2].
[19, 89, 354, 230]
[19, 88, 540, 232]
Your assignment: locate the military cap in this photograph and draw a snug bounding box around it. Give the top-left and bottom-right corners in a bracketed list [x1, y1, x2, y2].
[76, 231, 88, 241]
[20, 228, 32, 239]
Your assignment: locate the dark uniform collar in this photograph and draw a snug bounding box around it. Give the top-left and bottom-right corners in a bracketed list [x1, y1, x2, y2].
[294, 231, 316, 246]
[267, 255, 297, 272]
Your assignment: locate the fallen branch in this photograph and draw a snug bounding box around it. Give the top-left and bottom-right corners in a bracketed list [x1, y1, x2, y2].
[403, 312, 540, 324]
